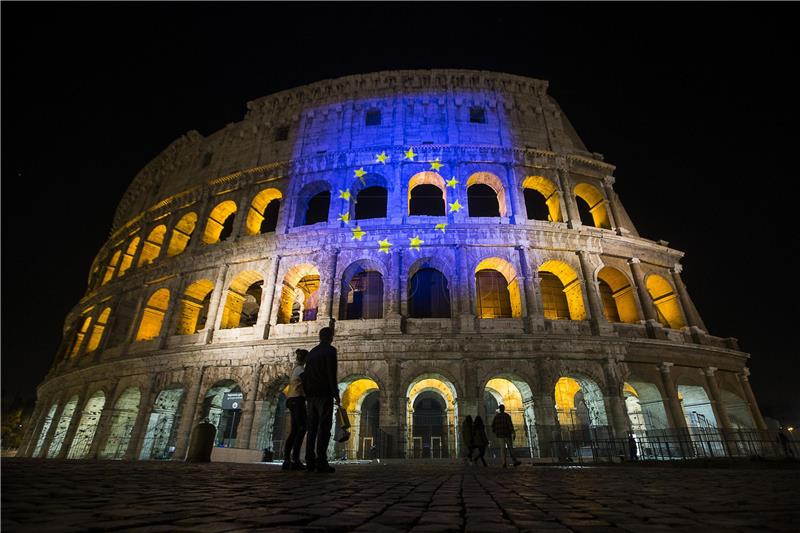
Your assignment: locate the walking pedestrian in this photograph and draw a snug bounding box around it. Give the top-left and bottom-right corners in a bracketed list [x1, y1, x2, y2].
[627, 431, 638, 461]
[303, 327, 339, 473]
[282, 349, 308, 470]
[472, 416, 489, 466]
[462, 415, 475, 464]
[491, 404, 521, 467]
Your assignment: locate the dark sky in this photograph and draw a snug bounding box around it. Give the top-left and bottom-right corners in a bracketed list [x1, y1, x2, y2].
[2, 3, 798, 425]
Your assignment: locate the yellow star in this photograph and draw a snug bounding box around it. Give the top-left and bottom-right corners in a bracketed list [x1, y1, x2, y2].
[338, 189, 351, 200]
[376, 151, 389, 164]
[429, 159, 443, 171]
[354, 167, 367, 178]
[435, 223, 447, 233]
[338, 212, 350, 224]
[448, 199, 463, 213]
[446, 177, 459, 188]
[409, 235, 424, 251]
[404, 148, 416, 161]
[378, 238, 392, 254]
[351, 225, 366, 241]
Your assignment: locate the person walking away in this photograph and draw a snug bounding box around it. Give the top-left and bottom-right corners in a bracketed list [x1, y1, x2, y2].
[492, 404, 521, 467]
[462, 415, 475, 465]
[282, 349, 309, 470]
[627, 432, 638, 461]
[471, 416, 489, 467]
[303, 327, 339, 473]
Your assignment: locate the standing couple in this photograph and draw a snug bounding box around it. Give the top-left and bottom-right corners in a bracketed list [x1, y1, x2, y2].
[282, 326, 339, 473]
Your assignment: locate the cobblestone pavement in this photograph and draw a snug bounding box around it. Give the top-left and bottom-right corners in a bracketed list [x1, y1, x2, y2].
[3, 459, 800, 532]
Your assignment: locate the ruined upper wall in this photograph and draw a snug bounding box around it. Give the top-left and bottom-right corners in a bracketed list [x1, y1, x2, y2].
[113, 69, 595, 232]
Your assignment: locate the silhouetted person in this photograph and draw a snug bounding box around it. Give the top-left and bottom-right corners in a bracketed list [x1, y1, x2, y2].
[462, 415, 475, 464]
[492, 404, 521, 467]
[282, 349, 308, 470]
[778, 427, 794, 458]
[472, 416, 489, 466]
[628, 432, 638, 461]
[303, 327, 339, 473]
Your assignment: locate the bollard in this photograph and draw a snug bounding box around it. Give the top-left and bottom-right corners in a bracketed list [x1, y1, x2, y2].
[185, 420, 216, 463]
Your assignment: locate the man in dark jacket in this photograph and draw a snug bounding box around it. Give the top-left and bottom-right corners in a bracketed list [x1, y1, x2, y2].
[303, 326, 339, 473]
[491, 404, 521, 467]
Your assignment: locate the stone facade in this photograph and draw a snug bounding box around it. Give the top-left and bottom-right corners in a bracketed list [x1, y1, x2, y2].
[20, 70, 766, 462]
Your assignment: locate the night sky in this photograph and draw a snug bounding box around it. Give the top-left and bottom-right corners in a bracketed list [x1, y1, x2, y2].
[2, 3, 798, 425]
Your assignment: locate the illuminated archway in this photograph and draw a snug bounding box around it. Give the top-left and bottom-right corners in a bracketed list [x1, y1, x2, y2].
[474, 257, 522, 318]
[220, 271, 263, 329]
[135, 288, 170, 341]
[597, 266, 640, 323]
[140, 386, 184, 460]
[202, 200, 237, 244]
[254, 377, 290, 461]
[522, 175, 562, 222]
[175, 279, 214, 334]
[201, 380, 242, 446]
[467, 172, 507, 217]
[245, 188, 282, 235]
[32, 403, 58, 458]
[67, 390, 106, 459]
[69, 316, 92, 358]
[646, 274, 686, 329]
[720, 389, 756, 430]
[47, 395, 79, 458]
[539, 260, 586, 320]
[118, 237, 139, 277]
[166, 212, 198, 256]
[138, 225, 167, 266]
[574, 182, 611, 229]
[86, 307, 111, 352]
[277, 264, 320, 324]
[483, 376, 538, 457]
[340, 260, 384, 320]
[408, 172, 446, 216]
[101, 250, 121, 285]
[554, 376, 608, 429]
[335, 377, 381, 460]
[406, 374, 459, 459]
[99, 387, 141, 460]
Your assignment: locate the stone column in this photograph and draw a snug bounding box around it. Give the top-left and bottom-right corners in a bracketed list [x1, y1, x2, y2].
[237, 364, 263, 449]
[231, 187, 253, 240]
[260, 256, 282, 335]
[602, 176, 624, 236]
[456, 245, 475, 332]
[55, 387, 89, 459]
[556, 165, 581, 229]
[19, 402, 47, 458]
[318, 248, 339, 325]
[603, 360, 631, 438]
[88, 381, 121, 458]
[658, 363, 692, 458]
[736, 369, 767, 430]
[703, 367, 732, 430]
[157, 278, 184, 348]
[379, 358, 404, 458]
[205, 265, 230, 341]
[40, 400, 68, 458]
[532, 392, 560, 459]
[577, 251, 610, 335]
[671, 264, 706, 331]
[388, 248, 402, 318]
[628, 258, 657, 322]
[125, 376, 156, 460]
[173, 366, 207, 460]
[185, 196, 212, 254]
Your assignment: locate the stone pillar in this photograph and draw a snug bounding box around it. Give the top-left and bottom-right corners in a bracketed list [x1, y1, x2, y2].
[671, 264, 706, 331]
[125, 376, 156, 460]
[184, 196, 212, 254]
[379, 358, 404, 458]
[157, 278, 184, 348]
[173, 366, 206, 460]
[628, 258, 657, 322]
[55, 387, 89, 459]
[237, 364, 262, 449]
[88, 381, 121, 458]
[260, 257, 281, 333]
[603, 360, 631, 438]
[205, 265, 230, 341]
[19, 403, 47, 458]
[533, 392, 560, 459]
[388, 249, 402, 318]
[703, 367, 736, 455]
[658, 363, 686, 430]
[40, 400, 68, 458]
[230, 188, 253, 240]
[736, 369, 767, 430]
[602, 176, 624, 236]
[556, 165, 581, 229]
[577, 251, 610, 335]
[517, 246, 544, 332]
[456, 245, 475, 332]
[318, 248, 339, 324]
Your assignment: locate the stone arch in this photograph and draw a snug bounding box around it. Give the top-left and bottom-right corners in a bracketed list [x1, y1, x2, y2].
[573, 182, 611, 229]
[32, 402, 59, 458]
[408, 171, 446, 216]
[474, 257, 522, 318]
[539, 259, 586, 320]
[406, 373, 460, 458]
[294, 181, 331, 227]
[553, 373, 609, 429]
[522, 175, 562, 222]
[245, 188, 282, 235]
[645, 273, 686, 329]
[138, 224, 167, 266]
[99, 387, 141, 459]
[480, 373, 538, 457]
[135, 288, 170, 341]
[255, 374, 291, 460]
[201, 379, 243, 446]
[720, 389, 756, 430]
[467, 171, 507, 217]
[47, 395, 79, 458]
[68, 315, 93, 358]
[67, 390, 106, 459]
[140, 384, 185, 460]
[101, 250, 122, 285]
[597, 266, 640, 323]
[175, 279, 214, 334]
[85, 307, 111, 353]
[407, 257, 452, 318]
[118, 236, 140, 277]
[202, 200, 238, 244]
[339, 259, 385, 320]
[221, 271, 263, 329]
[277, 263, 321, 324]
[353, 176, 389, 221]
[623, 378, 669, 431]
[336, 375, 382, 460]
[166, 212, 198, 256]
[675, 377, 724, 456]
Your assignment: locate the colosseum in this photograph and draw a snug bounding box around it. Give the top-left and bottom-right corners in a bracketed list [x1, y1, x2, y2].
[19, 69, 767, 464]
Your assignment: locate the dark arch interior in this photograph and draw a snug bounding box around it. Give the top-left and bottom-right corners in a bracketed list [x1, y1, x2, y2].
[305, 191, 330, 225]
[524, 188, 550, 221]
[219, 213, 236, 241]
[409, 268, 451, 318]
[342, 270, 383, 320]
[355, 186, 388, 220]
[575, 196, 595, 226]
[240, 281, 263, 327]
[409, 184, 445, 216]
[412, 391, 447, 459]
[260, 199, 280, 233]
[467, 183, 500, 217]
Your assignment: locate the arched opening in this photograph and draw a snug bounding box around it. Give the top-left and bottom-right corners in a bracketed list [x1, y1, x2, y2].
[408, 268, 451, 318]
[99, 387, 141, 460]
[202, 200, 237, 244]
[340, 261, 384, 320]
[201, 380, 243, 447]
[623, 378, 671, 459]
[101, 250, 121, 285]
[138, 225, 167, 266]
[720, 389, 755, 430]
[305, 191, 331, 226]
[474, 257, 522, 318]
[175, 280, 214, 334]
[335, 377, 381, 460]
[574, 182, 611, 229]
[118, 237, 139, 277]
[245, 188, 282, 235]
[32, 403, 58, 458]
[539, 260, 586, 320]
[86, 307, 111, 352]
[522, 175, 561, 222]
[46, 395, 79, 458]
[554, 376, 609, 430]
[220, 271, 263, 329]
[277, 264, 320, 324]
[408, 172, 446, 216]
[597, 266, 640, 323]
[483, 376, 538, 457]
[67, 390, 106, 459]
[354, 186, 388, 220]
[105, 294, 137, 348]
[166, 212, 198, 256]
[253, 378, 290, 461]
[646, 274, 686, 329]
[140, 386, 184, 460]
[68, 316, 92, 358]
[294, 182, 331, 227]
[135, 288, 170, 341]
[407, 375, 459, 459]
[678, 382, 724, 457]
[467, 172, 506, 217]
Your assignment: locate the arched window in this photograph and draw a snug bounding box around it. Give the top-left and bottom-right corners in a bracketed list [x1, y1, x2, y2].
[522, 176, 562, 222]
[101, 251, 121, 285]
[221, 272, 263, 329]
[305, 192, 330, 225]
[86, 308, 111, 352]
[167, 212, 198, 256]
[278, 264, 321, 324]
[202, 201, 237, 244]
[408, 172, 446, 216]
[355, 186, 387, 220]
[476, 270, 512, 318]
[467, 172, 506, 217]
[245, 189, 282, 235]
[539, 260, 587, 320]
[138, 225, 167, 267]
[365, 108, 381, 126]
[342, 270, 383, 319]
[409, 268, 451, 318]
[118, 237, 139, 277]
[574, 182, 611, 229]
[135, 288, 170, 341]
[69, 316, 93, 358]
[646, 274, 686, 329]
[540, 272, 570, 320]
[598, 279, 620, 322]
[175, 280, 214, 335]
[597, 266, 640, 323]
